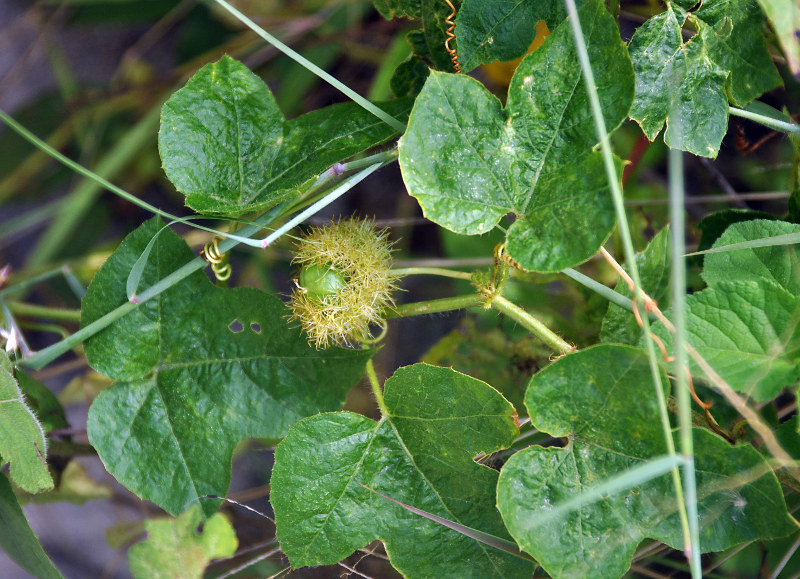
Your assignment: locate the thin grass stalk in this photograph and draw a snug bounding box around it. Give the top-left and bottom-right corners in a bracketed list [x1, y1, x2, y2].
[0, 108, 262, 249]
[27, 105, 162, 268]
[669, 145, 702, 576]
[561, 267, 637, 313]
[208, 0, 405, 132]
[18, 206, 279, 370]
[561, 0, 694, 568]
[260, 161, 387, 247]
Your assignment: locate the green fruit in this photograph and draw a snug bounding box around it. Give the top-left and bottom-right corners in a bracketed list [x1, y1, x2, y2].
[298, 264, 347, 300]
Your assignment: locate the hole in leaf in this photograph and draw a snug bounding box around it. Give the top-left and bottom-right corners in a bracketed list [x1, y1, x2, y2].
[250, 322, 262, 334]
[228, 319, 244, 333]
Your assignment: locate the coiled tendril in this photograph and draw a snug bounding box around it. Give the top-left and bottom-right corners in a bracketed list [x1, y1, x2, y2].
[444, 0, 461, 73]
[202, 236, 232, 282]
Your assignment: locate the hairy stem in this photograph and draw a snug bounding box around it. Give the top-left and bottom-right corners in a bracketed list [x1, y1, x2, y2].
[365, 358, 390, 417]
[387, 295, 483, 318]
[392, 267, 473, 281]
[489, 295, 573, 355]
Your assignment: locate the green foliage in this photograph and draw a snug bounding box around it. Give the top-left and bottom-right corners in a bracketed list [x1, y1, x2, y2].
[128, 505, 237, 579]
[1, 1, 799, 577]
[0, 351, 53, 493]
[657, 279, 800, 402]
[271, 364, 532, 578]
[82, 218, 373, 515]
[455, 0, 585, 71]
[0, 473, 62, 579]
[702, 220, 800, 295]
[497, 345, 794, 579]
[160, 56, 409, 214]
[629, 0, 782, 157]
[400, 1, 632, 272]
[655, 220, 800, 402]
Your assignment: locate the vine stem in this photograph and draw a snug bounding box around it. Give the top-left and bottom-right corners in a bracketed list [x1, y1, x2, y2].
[489, 295, 574, 355]
[728, 106, 800, 136]
[391, 267, 472, 280]
[389, 269, 574, 355]
[6, 302, 81, 322]
[365, 358, 390, 417]
[387, 295, 483, 318]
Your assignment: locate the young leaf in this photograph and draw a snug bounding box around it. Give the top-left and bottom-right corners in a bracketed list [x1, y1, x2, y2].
[128, 504, 237, 579]
[159, 56, 409, 215]
[0, 472, 63, 579]
[629, 1, 782, 157]
[497, 344, 795, 579]
[628, 6, 728, 158]
[702, 220, 800, 296]
[82, 219, 372, 515]
[601, 226, 671, 345]
[0, 350, 53, 493]
[656, 279, 800, 402]
[271, 363, 533, 578]
[693, 0, 783, 106]
[399, 0, 632, 272]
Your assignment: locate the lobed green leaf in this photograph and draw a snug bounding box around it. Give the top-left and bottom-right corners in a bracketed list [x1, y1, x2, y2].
[271, 363, 532, 578]
[656, 280, 800, 402]
[497, 344, 795, 579]
[83, 218, 372, 515]
[702, 220, 800, 296]
[399, 0, 633, 271]
[159, 56, 409, 215]
[628, 0, 782, 157]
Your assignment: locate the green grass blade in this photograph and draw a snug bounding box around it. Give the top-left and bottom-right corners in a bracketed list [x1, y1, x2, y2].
[537, 454, 687, 524]
[562, 0, 695, 571]
[669, 143, 702, 576]
[209, 0, 406, 132]
[357, 483, 535, 562]
[686, 231, 800, 257]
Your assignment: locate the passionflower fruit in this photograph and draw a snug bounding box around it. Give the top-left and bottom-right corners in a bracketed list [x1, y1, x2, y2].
[289, 218, 399, 348]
